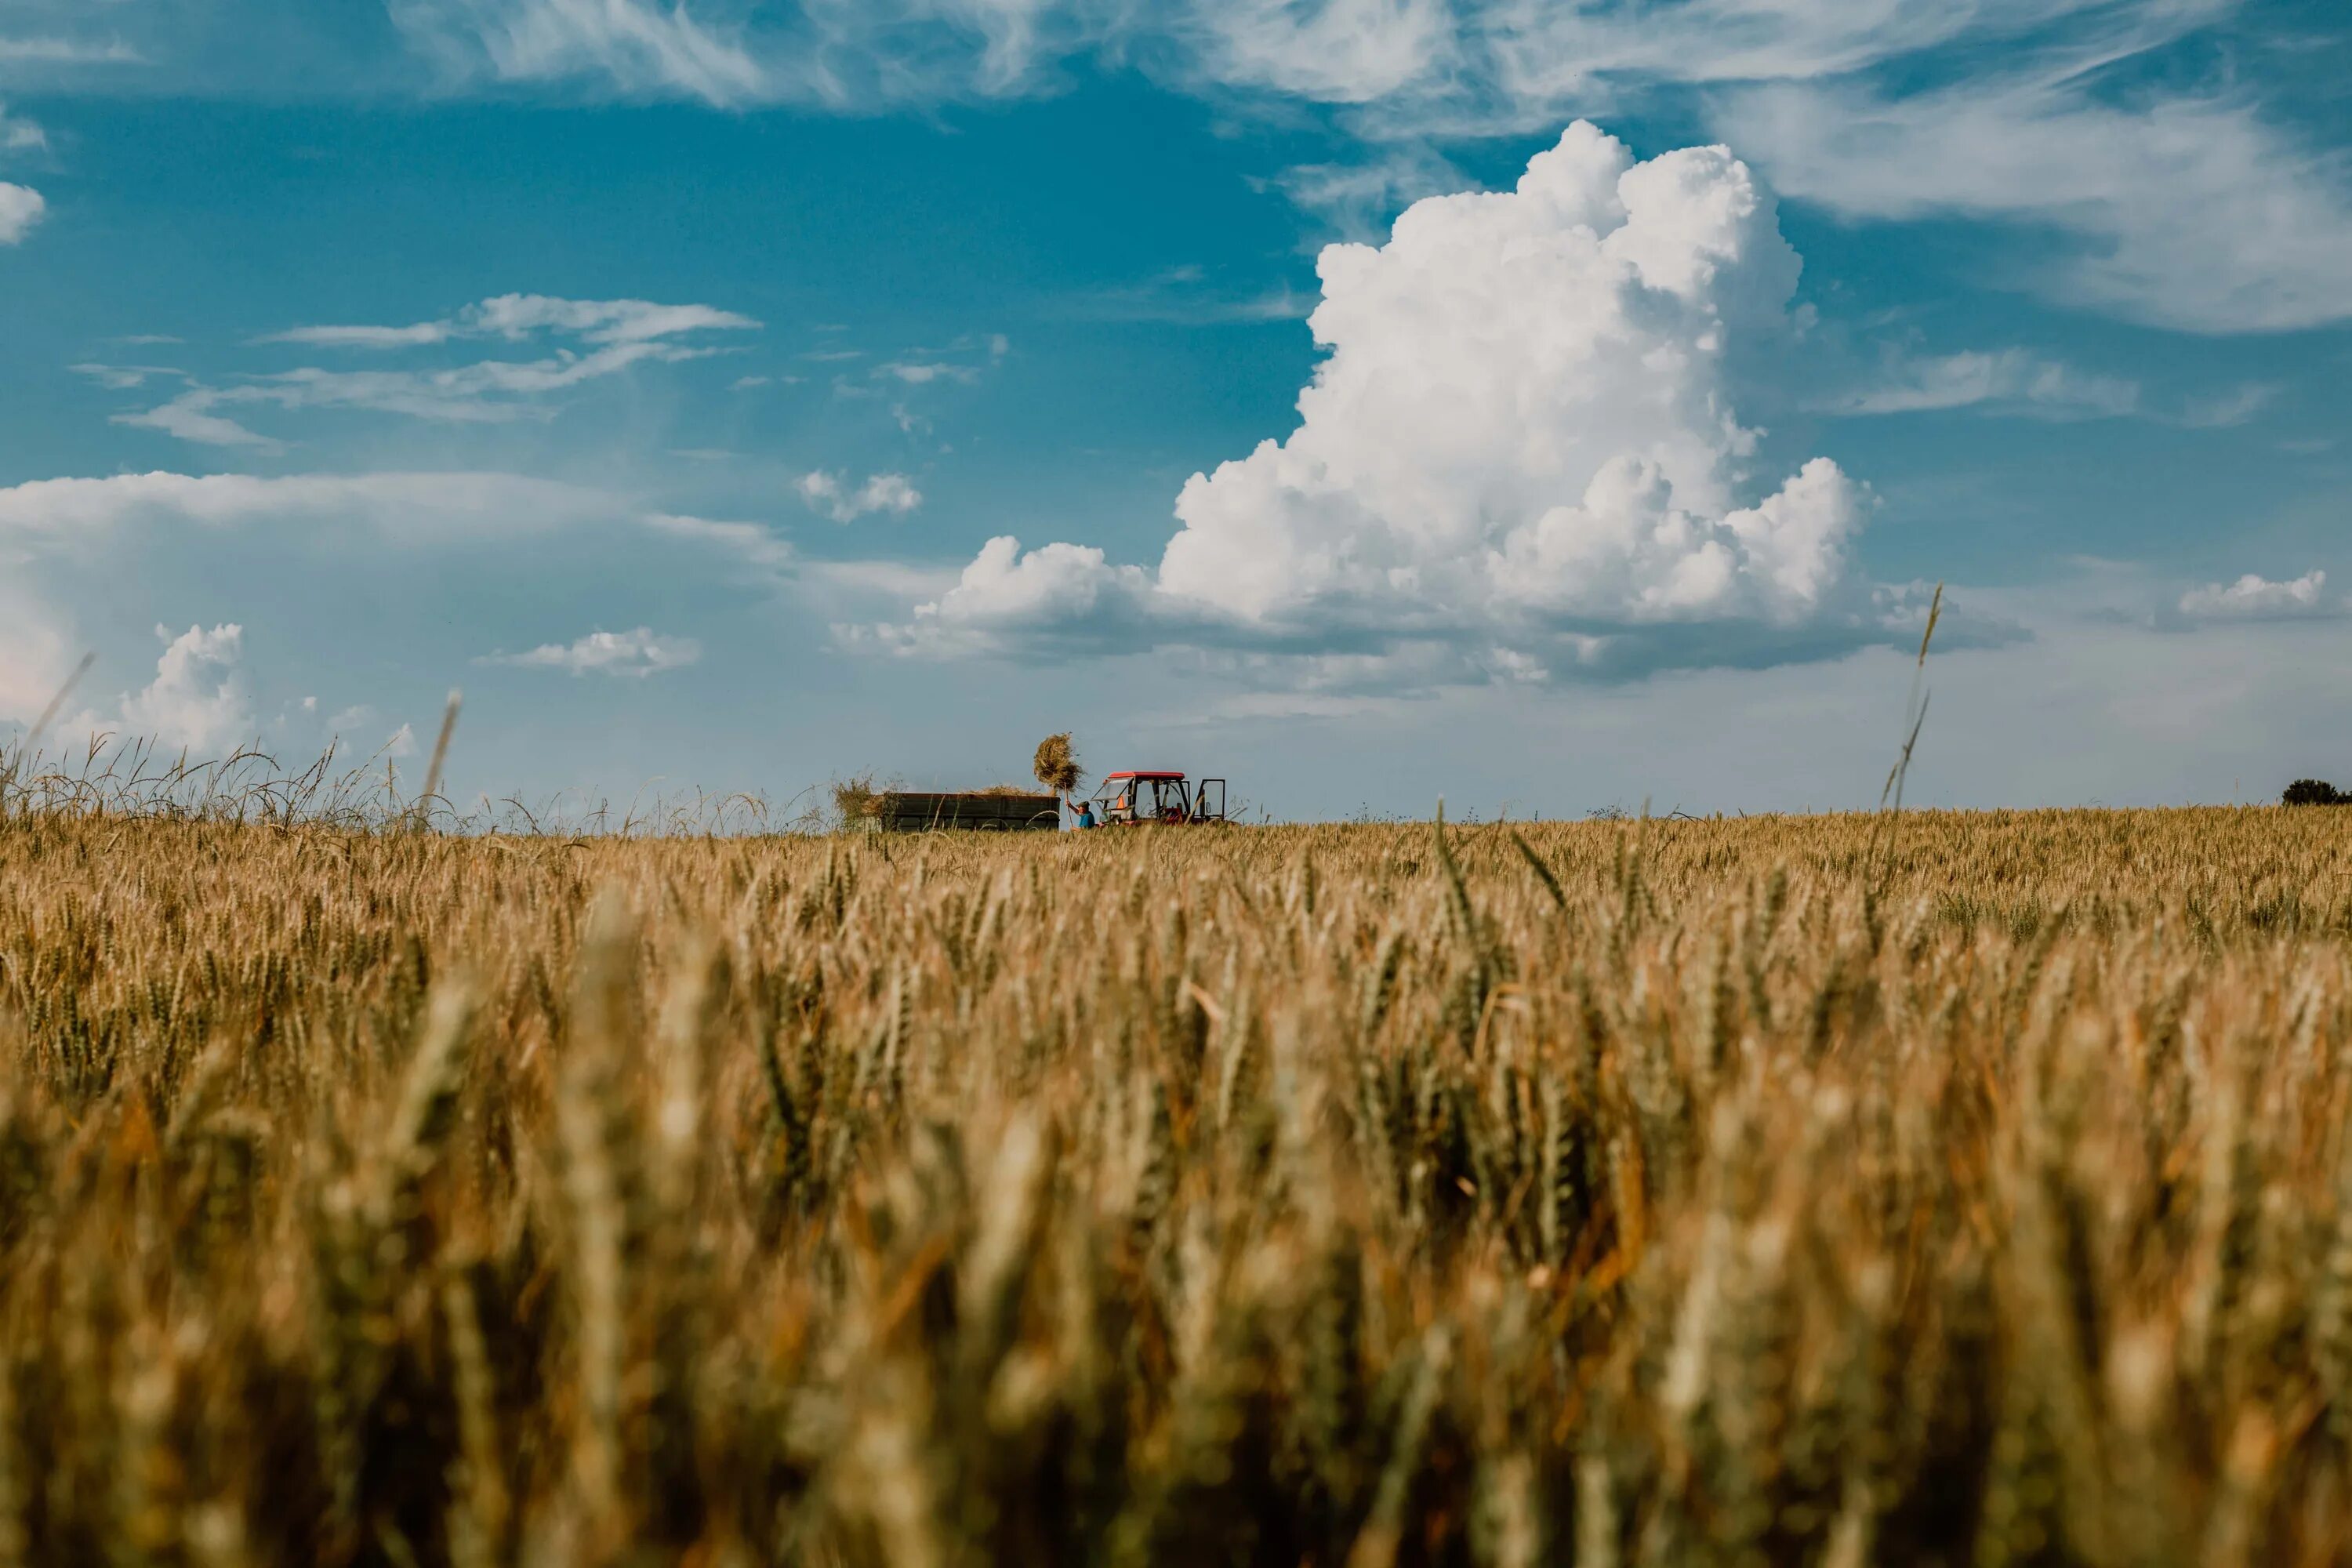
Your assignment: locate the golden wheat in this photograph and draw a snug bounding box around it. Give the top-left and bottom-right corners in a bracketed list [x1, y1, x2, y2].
[0, 804, 2349, 1565]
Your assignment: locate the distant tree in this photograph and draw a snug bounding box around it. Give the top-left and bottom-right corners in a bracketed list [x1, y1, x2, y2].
[2283, 779, 2345, 806]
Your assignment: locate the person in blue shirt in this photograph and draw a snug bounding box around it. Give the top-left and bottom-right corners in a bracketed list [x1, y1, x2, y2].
[1073, 800, 1098, 829]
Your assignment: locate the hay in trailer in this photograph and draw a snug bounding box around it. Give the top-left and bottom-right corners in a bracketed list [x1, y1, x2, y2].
[1032, 731, 1082, 795]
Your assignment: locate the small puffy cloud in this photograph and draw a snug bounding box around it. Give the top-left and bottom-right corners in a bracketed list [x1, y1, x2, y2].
[873, 360, 978, 386]
[797, 470, 923, 523]
[322, 708, 422, 758]
[877, 123, 1887, 681]
[894, 536, 1154, 652]
[477, 626, 702, 677]
[0, 182, 44, 245]
[2178, 570, 2337, 623]
[0, 101, 45, 151]
[64, 623, 255, 757]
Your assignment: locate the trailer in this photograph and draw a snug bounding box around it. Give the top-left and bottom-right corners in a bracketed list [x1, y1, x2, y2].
[855, 790, 1062, 833]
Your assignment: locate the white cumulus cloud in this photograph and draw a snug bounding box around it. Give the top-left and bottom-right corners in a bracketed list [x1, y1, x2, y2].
[477, 626, 702, 677]
[797, 470, 923, 523]
[0, 181, 43, 245]
[0, 583, 75, 728]
[63, 623, 256, 757]
[883, 123, 1882, 679]
[2178, 570, 2337, 622]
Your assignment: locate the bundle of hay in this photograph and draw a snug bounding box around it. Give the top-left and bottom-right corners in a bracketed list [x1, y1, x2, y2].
[1033, 732, 1082, 797]
[830, 774, 884, 822]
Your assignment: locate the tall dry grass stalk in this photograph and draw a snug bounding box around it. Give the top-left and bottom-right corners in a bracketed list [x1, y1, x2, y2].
[0, 803, 2349, 1563]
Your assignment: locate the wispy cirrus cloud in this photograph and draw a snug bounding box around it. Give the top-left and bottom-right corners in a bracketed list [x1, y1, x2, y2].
[643, 511, 796, 574]
[1264, 144, 1471, 245]
[0, 470, 622, 548]
[0, 34, 141, 67]
[255, 293, 760, 349]
[1073, 265, 1314, 325]
[1717, 73, 2352, 333]
[389, 0, 771, 107]
[1822, 348, 2141, 421]
[0, 472, 800, 599]
[385, 0, 2118, 114]
[95, 293, 760, 448]
[376, 3, 2352, 337]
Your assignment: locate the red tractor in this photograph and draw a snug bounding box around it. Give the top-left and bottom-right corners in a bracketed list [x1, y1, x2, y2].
[1086, 770, 1228, 826]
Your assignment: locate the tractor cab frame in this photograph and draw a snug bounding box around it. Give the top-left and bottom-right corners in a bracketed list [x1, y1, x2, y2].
[1088, 771, 1227, 826]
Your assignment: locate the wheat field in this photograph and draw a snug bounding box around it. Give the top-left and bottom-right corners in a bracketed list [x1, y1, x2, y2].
[2, 804, 2351, 1566]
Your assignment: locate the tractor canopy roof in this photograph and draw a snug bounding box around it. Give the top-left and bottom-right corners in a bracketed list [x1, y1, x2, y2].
[1104, 770, 1185, 781]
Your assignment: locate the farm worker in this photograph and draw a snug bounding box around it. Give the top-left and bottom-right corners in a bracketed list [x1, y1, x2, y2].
[1075, 800, 1097, 829]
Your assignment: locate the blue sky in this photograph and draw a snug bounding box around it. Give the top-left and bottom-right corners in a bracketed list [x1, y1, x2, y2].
[2, 0, 2348, 819]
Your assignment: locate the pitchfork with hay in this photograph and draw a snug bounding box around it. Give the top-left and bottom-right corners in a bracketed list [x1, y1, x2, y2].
[1033, 732, 1083, 804]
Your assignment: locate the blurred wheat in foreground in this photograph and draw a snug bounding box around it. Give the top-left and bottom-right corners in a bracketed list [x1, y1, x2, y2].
[2, 806, 2351, 1566]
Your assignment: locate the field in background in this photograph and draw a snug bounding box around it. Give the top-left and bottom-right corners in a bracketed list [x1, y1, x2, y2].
[2, 807, 2351, 1565]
